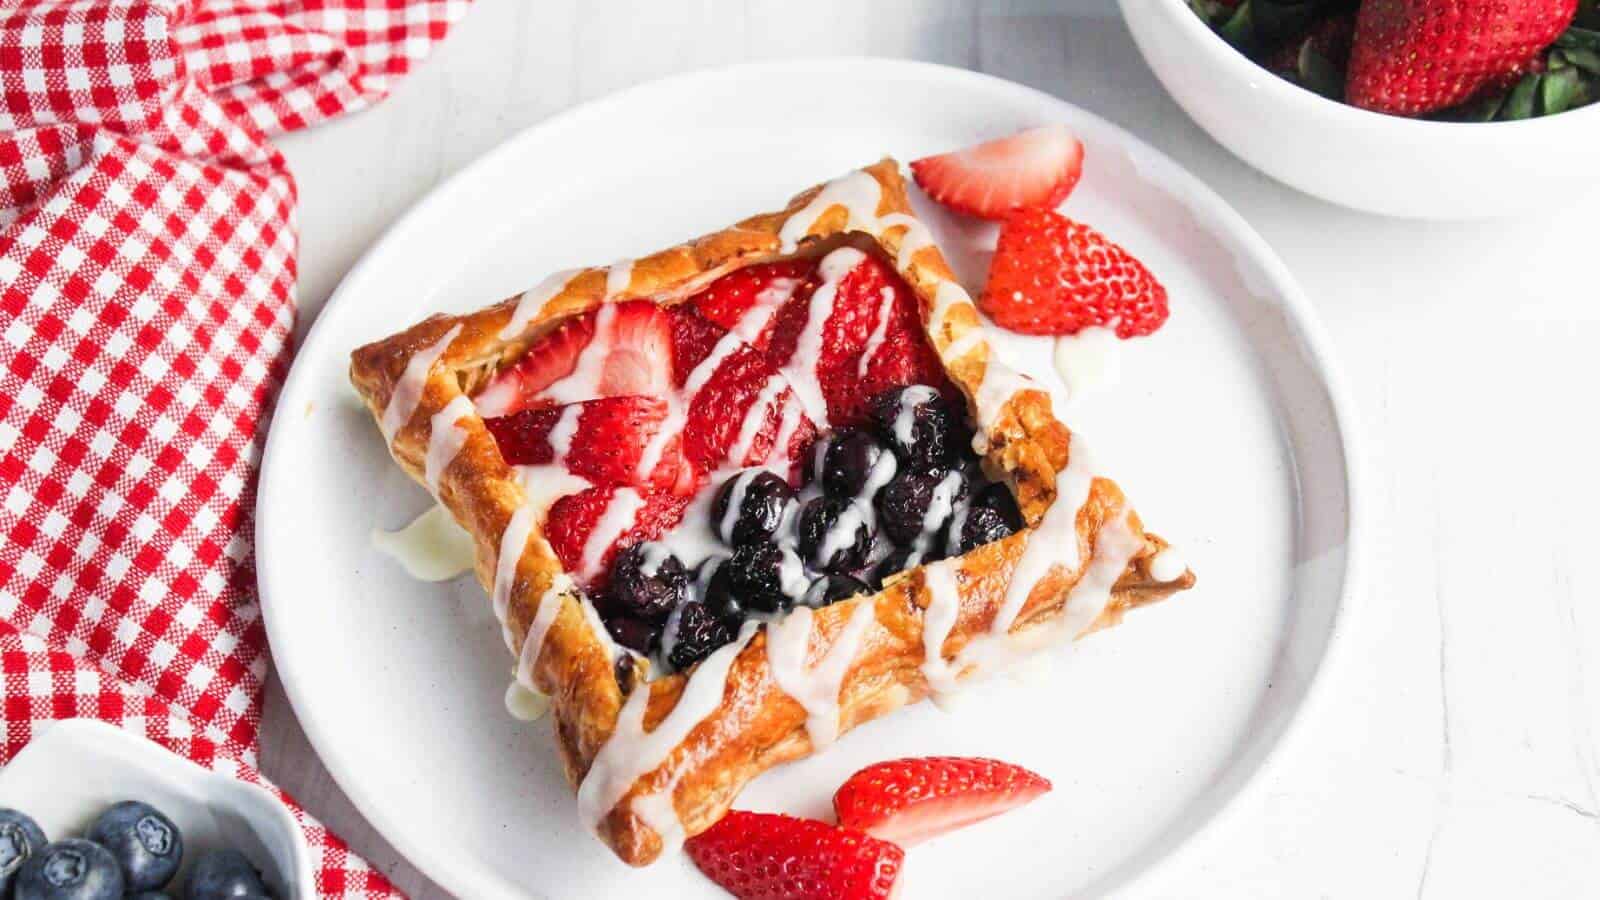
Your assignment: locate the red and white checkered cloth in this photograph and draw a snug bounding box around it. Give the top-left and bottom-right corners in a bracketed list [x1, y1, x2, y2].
[0, 1, 470, 896]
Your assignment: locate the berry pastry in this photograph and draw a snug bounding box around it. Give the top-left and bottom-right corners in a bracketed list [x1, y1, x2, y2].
[350, 159, 1195, 866]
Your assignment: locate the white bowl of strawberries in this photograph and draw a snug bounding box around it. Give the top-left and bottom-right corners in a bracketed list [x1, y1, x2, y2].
[1120, 0, 1600, 219]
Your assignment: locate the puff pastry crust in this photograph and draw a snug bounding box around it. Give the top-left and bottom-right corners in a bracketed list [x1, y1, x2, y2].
[349, 159, 1195, 866]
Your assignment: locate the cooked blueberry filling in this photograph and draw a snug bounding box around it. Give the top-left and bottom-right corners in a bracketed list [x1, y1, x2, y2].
[577, 384, 1022, 678]
[711, 470, 795, 546]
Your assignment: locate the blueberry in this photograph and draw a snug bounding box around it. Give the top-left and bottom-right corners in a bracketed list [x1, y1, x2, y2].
[796, 497, 873, 574]
[182, 849, 268, 900]
[875, 469, 969, 547]
[971, 480, 1025, 533]
[947, 504, 1019, 556]
[812, 429, 897, 499]
[15, 839, 122, 900]
[869, 547, 927, 589]
[695, 557, 744, 628]
[799, 574, 869, 609]
[710, 470, 795, 546]
[726, 541, 805, 614]
[610, 542, 687, 622]
[665, 601, 734, 671]
[129, 893, 174, 900]
[0, 809, 47, 897]
[613, 654, 640, 694]
[604, 615, 661, 656]
[869, 385, 964, 473]
[84, 801, 181, 892]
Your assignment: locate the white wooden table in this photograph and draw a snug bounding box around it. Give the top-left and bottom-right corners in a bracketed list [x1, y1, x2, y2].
[265, 1, 1600, 896]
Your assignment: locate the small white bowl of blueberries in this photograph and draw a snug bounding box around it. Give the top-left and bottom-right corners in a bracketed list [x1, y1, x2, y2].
[0, 720, 313, 900]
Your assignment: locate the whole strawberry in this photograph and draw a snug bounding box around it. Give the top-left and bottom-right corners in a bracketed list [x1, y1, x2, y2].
[979, 207, 1168, 338]
[685, 811, 904, 900]
[1346, 0, 1578, 115]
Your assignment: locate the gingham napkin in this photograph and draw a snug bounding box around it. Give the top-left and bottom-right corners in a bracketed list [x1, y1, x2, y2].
[0, 1, 470, 895]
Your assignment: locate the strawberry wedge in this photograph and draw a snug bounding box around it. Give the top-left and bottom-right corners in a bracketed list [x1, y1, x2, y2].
[686, 811, 904, 900]
[834, 756, 1051, 846]
[482, 396, 697, 496]
[477, 299, 675, 416]
[910, 125, 1084, 221]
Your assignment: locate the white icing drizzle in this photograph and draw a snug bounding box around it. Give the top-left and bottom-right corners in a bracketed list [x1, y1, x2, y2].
[504, 682, 550, 721]
[579, 488, 645, 581]
[972, 356, 1036, 432]
[943, 327, 986, 362]
[370, 504, 475, 582]
[893, 384, 939, 449]
[778, 170, 884, 253]
[578, 621, 760, 836]
[928, 281, 973, 337]
[513, 463, 592, 517]
[993, 432, 1095, 638]
[500, 268, 582, 341]
[764, 601, 876, 749]
[919, 560, 964, 695]
[814, 501, 870, 569]
[716, 470, 758, 544]
[914, 470, 964, 558]
[781, 247, 866, 424]
[545, 302, 619, 405]
[1053, 325, 1122, 403]
[492, 504, 539, 652]
[876, 212, 935, 270]
[639, 542, 671, 578]
[516, 573, 573, 692]
[766, 393, 806, 468]
[379, 324, 462, 445]
[604, 259, 634, 300]
[424, 394, 475, 495]
[1149, 546, 1187, 582]
[631, 790, 685, 856]
[547, 403, 584, 464]
[729, 374, 787, 465]
[856, 287, 898, 378]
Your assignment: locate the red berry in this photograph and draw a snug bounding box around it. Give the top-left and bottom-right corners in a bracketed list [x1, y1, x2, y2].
[686, 811, 904, 900]
[834, 756, 1051, 847]
[544, 487, 690, 589]
[910, 125, 1085, 221]
[979, 207, 1167, 338]
[483, 396, 695, 495]
[478, 300, 675, 415]
[1345, 0, 1576, 116]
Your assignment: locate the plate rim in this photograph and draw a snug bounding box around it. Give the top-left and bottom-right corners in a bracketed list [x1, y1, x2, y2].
[257, 56, 1366, 899]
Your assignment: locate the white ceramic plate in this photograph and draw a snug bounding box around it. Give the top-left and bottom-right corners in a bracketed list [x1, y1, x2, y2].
[0, 719, 315, 899]
[257, 60, 1361, 899]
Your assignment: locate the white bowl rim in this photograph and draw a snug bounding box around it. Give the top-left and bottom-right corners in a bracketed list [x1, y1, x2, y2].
[0, 718, 317, 898]
[1151, 0, 1600, 134]
[256, 56, 1367, 899]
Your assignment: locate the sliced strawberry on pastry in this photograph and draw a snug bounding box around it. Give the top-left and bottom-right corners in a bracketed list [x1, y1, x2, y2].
[667, 303, 730, 388]
[686, 811, 904, 900]
[544, 486, 691, 589]
[477, 300, 675, 416]
[833, 756, 1051, 846]
[678, 339, 796, 474]
[482, 396, 696, 495]
[689, 258, 820, 343]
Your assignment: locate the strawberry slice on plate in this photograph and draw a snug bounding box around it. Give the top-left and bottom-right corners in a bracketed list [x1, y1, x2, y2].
[911, 125, 1085, 221]
[482, 396, 696, 495]
[477, 300, 675, 415]
[833, 756, 1051, 846]
[544, 486, 691, 588]
[686, 811, 904, 900]
[979, 207, 1168, 338]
